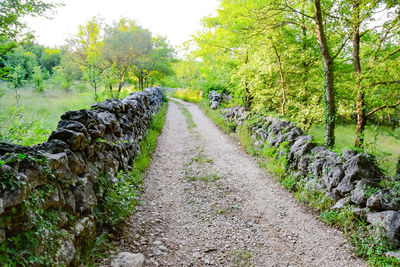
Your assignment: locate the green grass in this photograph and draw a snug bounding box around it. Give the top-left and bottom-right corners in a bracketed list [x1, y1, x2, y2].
[0, 83, 134, 145]
[198, 99, 234, 134]
[170, 98, 196, 130]
[309, 124, 400, 176]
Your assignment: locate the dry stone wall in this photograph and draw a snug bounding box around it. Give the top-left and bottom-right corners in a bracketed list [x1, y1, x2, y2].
[222, 106, 400, 249]
[0, 87, 163, 265]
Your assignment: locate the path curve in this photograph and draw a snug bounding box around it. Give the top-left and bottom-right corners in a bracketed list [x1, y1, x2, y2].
[103, 100, 366, 266]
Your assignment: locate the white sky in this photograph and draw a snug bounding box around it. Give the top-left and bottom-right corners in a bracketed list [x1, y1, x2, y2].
[25, 0, 218, 51]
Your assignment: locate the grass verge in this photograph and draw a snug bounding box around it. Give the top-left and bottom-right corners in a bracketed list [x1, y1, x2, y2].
[0, 84, 133, 146]
[170, 98, 196, 130]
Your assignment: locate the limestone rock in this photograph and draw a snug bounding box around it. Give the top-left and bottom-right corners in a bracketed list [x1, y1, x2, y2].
[366, 189, 400, 211]
[367, 210, 400, 245]
[73, 179, 97, 214]
[111, 252, 145, 267]
[350, 179, 377, 206]
[331, 196, 350, 210]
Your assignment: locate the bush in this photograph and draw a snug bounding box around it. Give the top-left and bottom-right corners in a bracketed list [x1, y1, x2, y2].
[173, 88, 203, 103]
[32, 66, 45, 92]
[0, 107, 50, 145]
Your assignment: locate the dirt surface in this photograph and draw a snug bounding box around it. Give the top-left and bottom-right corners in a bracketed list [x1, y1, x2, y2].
[102, 99, 366, 266]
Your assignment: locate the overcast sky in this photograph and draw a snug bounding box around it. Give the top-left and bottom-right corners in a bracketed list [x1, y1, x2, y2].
[25, 0, 218, 50]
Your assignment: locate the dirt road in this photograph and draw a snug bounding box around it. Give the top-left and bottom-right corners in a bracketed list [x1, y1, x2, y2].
[104, 99, 366, 266]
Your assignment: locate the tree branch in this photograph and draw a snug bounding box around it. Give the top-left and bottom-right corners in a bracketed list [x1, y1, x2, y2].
[366, 100, 400, 118]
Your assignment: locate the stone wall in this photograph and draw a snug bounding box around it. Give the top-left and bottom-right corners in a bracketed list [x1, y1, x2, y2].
[222, 107, 400, 248]
[0, 87, 163, 265]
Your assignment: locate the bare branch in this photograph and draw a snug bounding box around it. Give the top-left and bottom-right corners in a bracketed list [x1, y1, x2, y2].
[366, 100, 400, 118]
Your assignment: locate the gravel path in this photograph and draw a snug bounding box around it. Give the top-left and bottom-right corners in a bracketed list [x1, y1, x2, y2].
[104, 100, 366, 266]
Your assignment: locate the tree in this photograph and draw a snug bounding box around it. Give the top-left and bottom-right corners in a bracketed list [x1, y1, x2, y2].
[67, 17, 105, 98]
[0, 0, 57, 40]
[102, 19, 152, 92]
[348, 0, 400, 147]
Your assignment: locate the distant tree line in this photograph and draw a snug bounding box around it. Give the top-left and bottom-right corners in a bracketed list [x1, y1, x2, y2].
[0, 9, 176, 98]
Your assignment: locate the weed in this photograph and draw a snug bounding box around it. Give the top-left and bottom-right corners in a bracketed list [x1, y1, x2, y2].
[234, 250, 253, 267]
[281, 176, 297, 191]
[189, 154, 213, 165]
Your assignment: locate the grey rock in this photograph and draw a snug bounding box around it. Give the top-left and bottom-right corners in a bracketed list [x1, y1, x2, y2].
[55, 230, 75, 266]
[352, 207, 367, 219]
[333, 176, 354, 198]
[43, 186, 61, 209]
[112, 252, 145, 267]
[323, 165, 344, 192]
[309, 159, 325, 177]
[297, 156, 310, 175]
[331, 196, 350, 210]
[367, 210, 400, 245]
[73, 216, 96, 248]
[73, 179, 97, 214]
[289, 135, 315, 159]
[385, 249, 400, 260]
[311, 146, 328, 155]
[343, 153, 383, 183]
[64, 190, 76, 214]
[65, 150, 86, 175]
[210, 101, 219, 110]
[48, 129, 87, 151]
[47, 152, 71, 182]
[350, 179, 375, 206]
[366, 189, 400, 211]
[304, 178, 325, 194]
[341, 149, 357, 162]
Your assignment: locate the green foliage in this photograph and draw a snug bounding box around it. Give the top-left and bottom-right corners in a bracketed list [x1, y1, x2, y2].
[0, 107, 50, 145]
[51, 66, 72, 91]
[9, 64, 25, 89]
[351, 224, 399, 266]
[95, 170, 141, 228]
[0, 182, 67, 266]
[0, 0, 57, 40]
[31, 66, 45, 92]
[198, 99, 233, 134]
[172, 88, 203, 103]
[309, 124, 400, 176]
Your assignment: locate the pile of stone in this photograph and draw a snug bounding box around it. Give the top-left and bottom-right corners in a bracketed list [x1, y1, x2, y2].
[0, 86, 163, 265]
[223, 108, 400, 249]
[208, 91, 222, 110]
[220, 106, 248, 126]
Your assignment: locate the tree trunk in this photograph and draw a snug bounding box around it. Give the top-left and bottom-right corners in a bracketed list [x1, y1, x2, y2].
[314, 0, 336, 147]
[243, 52, 253, 110]
[396, 156, 400, 178]
[272, 43, 286, 115]
[353, 0, 366, 148]
[118, 82, 123, 93]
